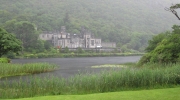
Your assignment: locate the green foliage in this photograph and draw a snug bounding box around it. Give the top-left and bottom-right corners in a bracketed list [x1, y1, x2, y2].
[139, 25, 180, 65]
[76, 47, 85, 53]
[50, 48, 58, 53]
[0, 63, 57, 78]
[1, 63, 180, 99]
[14, 21, 37, 49]
[172, 25, 180, 34]
[22, 52, 143, 59]
[170, 4, 180, 9]
[5, 52, 16, 59]
[7, 88, 180, 100]
[145, 32, 170, 52]
[44, 40, 52, 50]
[0, 58, 10, 63]
[0, 0, 178, 51]
[3, 19, 48, 53]
[64, 46, 69, 53]
[25, 54, 37, 58]
[31, 40, 45, 53]
[0, 28, 22, 57]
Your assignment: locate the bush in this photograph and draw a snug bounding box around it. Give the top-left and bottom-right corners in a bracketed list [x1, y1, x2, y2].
[0, 58, 11, 63]
[140, 28, 180, 65]
[25, 54, 37, 58]
[138, 53, 151, 66]
[6, 52, 16, 59]
[37, 53, 47, 58]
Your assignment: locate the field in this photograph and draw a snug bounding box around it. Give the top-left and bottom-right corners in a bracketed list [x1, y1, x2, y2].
[8, 87, 180, 100]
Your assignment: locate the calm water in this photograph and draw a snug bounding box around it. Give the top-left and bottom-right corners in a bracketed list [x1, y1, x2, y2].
[11, 56, 141, 78]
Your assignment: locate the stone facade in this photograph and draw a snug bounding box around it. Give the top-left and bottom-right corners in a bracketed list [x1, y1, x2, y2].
[101, 42, 116, 48]
[39, 26, 104, 49]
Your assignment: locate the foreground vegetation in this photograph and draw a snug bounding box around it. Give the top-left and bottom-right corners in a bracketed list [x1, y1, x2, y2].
[0, 63, 57, 78]
[10, 87, 180, 100]
[0, 63, 180, 99]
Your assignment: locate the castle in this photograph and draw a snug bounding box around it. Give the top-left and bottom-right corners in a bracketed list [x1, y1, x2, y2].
[39, 26, 116, 49]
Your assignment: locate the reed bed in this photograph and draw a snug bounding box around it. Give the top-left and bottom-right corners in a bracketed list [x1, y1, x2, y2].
[0, 63, 57, 78]
[1, 63, 180, 99]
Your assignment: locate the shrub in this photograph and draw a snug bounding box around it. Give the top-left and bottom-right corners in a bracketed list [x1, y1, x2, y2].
[140, 26, 180, 65]
[25, 54, 37, 58]
[37, 53, 47, 58]
[0, 58, 11, 63]
[6, 52, 16, 59]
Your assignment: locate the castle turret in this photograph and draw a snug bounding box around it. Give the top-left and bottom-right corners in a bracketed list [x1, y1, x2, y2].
[61, 26, 66, 33]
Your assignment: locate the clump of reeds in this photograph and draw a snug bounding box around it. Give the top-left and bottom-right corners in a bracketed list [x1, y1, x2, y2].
[0, 63, 57, 78]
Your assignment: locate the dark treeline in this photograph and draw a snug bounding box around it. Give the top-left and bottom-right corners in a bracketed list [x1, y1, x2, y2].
[0, 0, 179, 52]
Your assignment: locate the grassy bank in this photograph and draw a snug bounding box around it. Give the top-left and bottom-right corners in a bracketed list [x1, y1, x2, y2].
[0, 63, 180, 99]
[0, 63, 57, 78]
[9, 87, 180, 100]
[20, 53, 144, 59]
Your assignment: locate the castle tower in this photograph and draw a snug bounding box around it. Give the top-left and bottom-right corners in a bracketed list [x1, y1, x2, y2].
[61, 26, 66, 33]
[81, 26, 85, 34]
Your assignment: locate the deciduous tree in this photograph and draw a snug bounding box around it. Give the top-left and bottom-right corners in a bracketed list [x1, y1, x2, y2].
[0, 28, 21, 57]
[166, 4, 180, 20]
[139, 26, 180, 65]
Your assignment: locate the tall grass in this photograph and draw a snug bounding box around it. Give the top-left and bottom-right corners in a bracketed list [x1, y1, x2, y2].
[0, 63, 57, 78]
[0, 63, 180, 99]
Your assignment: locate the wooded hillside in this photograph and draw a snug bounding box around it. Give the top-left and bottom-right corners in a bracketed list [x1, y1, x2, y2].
[0, 0, 179, 52]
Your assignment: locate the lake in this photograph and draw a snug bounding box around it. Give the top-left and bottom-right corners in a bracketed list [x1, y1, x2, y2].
[10, 56, 141, 78]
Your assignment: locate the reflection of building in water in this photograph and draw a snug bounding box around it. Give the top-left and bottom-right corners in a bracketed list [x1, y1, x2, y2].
[39, 26, 115, 48]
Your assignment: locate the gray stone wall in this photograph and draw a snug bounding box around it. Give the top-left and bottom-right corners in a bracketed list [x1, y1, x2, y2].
[101, 42, 116, 48]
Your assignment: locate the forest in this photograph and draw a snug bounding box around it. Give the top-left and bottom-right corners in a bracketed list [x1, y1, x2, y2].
[0, 0, 179, 52]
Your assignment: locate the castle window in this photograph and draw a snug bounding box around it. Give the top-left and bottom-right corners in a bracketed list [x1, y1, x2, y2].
[91, 40, 94, 46]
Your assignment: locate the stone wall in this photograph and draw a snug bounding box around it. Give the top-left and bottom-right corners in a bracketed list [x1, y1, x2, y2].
[101, 42, 116, 48]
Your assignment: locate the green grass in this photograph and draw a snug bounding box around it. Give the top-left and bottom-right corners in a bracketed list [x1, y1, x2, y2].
[23, 52, 144, 58]
[0, 63, 57, 78]
[0, 58, 10, 63]
[1, 63, 180, 99]
[7, 87, 180, 100]
[91, 64, 127, 68]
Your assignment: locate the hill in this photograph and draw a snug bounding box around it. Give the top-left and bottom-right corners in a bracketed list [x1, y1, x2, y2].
[0, 0, 179, 51]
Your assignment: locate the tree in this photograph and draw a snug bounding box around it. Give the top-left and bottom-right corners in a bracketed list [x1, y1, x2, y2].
[64, 46, 69, 53]
[63, 12, 70, 25]
[145, 32, 170, 52]
[165, 4, 180, 20]
[44, 40, 52, 50]
[77, 47, 84, 53]
[139, 4, 180, 65]
[15, 21, 37, 48]
[3, 19, 17, 33]
[0, 28, 21, 57]
[139, 26, 180, 65]
[172, 25, 180, 34]
[4, 20, 44, 52]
